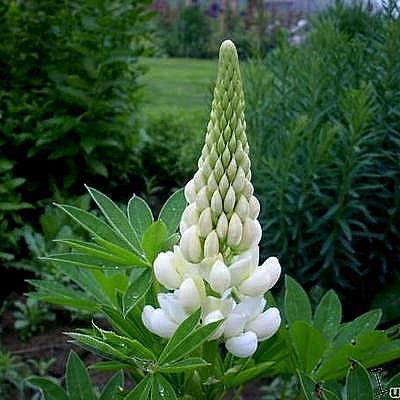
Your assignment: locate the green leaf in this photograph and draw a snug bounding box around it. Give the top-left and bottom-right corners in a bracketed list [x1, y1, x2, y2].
[297, 371, 320, 400]
[156, 358, 209, 373]
[314, 290, 342, 342]
[55, 203, 133, 252]
[55, 239, 134, 265]
[127, 195, 154, 241]
[99, 370, 124, 400]
[67, 333, 134, 364]
[158, 309, 200, 364]
[85, 186, 142, 252]
[102, 305, 154, 348]
[333, 309, 382, 350]
[26, 377, 68, 400]
[284, 275, 312, 325]
[123, 269, 153, 316]
[151, 374, 177, 400]
[89, 361, 129, 371]
[142, 221, 168, 263]
[290, 321, 326, 373]
[66, 351, 96, 400]
[159, 320, 222, 365]
[125, 376, 152, 400]
[345, 360, 374, 400]
[158, 189, 186, 235]
[224, 361, 275, 388]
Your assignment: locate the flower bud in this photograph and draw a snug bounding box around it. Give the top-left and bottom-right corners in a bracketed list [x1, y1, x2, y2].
[207, 172, 218, 192]
[219, 174, 229, 197]
[193, 170, 205, 190]
[263, 257, 281, 289]
[224, 186, 236, 214]
[209, 260, 231, 294]
[204, 230, 220, 258]
[225, 331, 258, 358]
[211, 190, 223, 215]
[248, 196, 260, 219]
[184, 179, 196, 203]
[180, 226, 203, 263]
[239, 218, 262, 250]
[245, 308, 281, 341]
[180, 203, 199, 234]
[232, 166, 246, 192]
[227, 158, 237, 181]
[216, 213, 228, 239]
[154, 251, 182, 289]
[227, 212, 243, 247]
[142, 306, 178, 339]
[235, 195, 249, 220]
[196, 187, 209, 211]
[176, 278, 202, 313]
[199, 207, 213, 237]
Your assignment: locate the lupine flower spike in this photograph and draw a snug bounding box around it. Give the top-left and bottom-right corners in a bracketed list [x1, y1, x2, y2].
[142, 40, 282, 358]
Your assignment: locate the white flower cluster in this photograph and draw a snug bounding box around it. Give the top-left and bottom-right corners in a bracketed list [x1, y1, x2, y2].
[141, 40, 282, 358]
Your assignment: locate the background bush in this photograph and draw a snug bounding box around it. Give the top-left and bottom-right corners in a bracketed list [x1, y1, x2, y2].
[245, 3, 400, 315]
[0, 0, 153, 276]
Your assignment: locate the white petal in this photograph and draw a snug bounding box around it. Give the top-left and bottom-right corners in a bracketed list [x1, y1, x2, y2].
[245, 307, 281, 341]
[176, 278, 201, 313]
[233, 296, 266, 320]
[263, 257, 281, 289]
[239, 258, 280, 296]
[209, 260, 231, 294]
[229, 254, 253, 286]
[154, 252, 182, 289]
[158, 293, 188, 324]
[181, 203, 199, 232]
[248, 196, 260, 219]
[203, 310, 224, 339]
[224, 313, 246, 338]
[225, 331, 258, 358]
[145, 307, 178, 338]
[239, 218, 262, 250]
[142, 305, 155, 332]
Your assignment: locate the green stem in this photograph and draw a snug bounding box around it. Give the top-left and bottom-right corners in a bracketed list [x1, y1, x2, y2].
[232, 385, 243, 400]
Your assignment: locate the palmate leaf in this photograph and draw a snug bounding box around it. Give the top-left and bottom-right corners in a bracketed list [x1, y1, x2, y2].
[314, 290, 342, 342]
[99, 370, 124, 400]
[85, 185, 142, 252]
[125, 376, 152, 400]
[158, 309, 222, 365]
[345, 360, 374, 400]
[26, 377, 68, 400]
[224, 361, 276, 388]
[158, 188, 187, 235]
[156, 358, 209, 374]
[284, 275, 312, 325]
[127, 195, 154, 241]
[151, 374, 177, 400]
[123, 269, 153, 316]
[66, 351, 96, 400]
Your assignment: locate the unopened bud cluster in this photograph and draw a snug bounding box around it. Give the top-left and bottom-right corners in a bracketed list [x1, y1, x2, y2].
[142, 40, 281, 358]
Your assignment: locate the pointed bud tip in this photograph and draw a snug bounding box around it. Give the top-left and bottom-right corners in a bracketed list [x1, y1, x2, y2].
[219, 39, 239, 62]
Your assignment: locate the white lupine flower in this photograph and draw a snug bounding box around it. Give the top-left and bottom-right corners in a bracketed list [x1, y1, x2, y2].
[209, 260, 231, 294]
[142, 306, 179, 338]
[142, 40, 282, 357]
[225, 331, 258, 358]
[239, 257, 282, 296]
[154, 251, 182, 289]
[223, 297, 281, 357]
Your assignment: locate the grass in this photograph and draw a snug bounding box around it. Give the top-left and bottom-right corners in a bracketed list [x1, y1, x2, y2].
[139, 57, 217, 118]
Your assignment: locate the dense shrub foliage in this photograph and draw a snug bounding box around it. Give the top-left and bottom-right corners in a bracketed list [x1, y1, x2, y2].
[0, 0, 153, 269]
[245, 4, 400, 309]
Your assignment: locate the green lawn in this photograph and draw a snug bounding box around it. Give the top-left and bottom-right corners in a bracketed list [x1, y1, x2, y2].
[139, 57, 217, 117]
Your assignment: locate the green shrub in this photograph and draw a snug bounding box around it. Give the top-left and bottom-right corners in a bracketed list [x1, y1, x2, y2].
[244, 4, 400, 308]
[0, 0, 153, 269]
[139, 111, 204, 202]
[159, 5, 211, 58]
